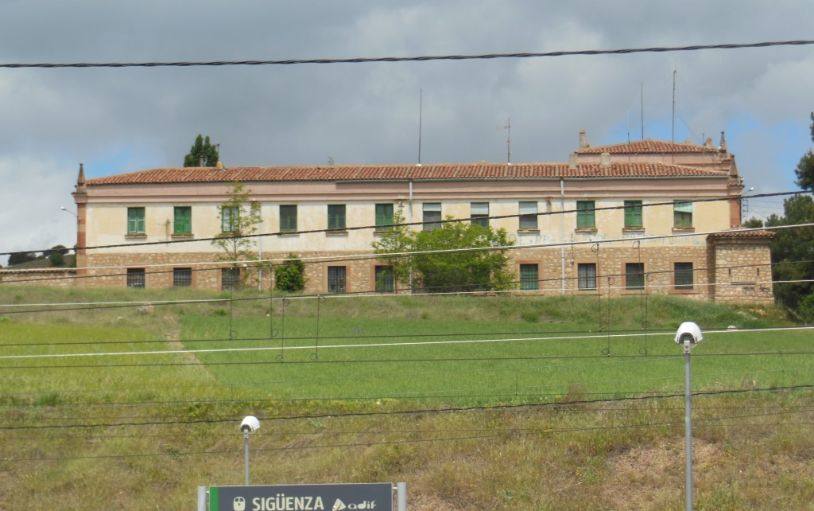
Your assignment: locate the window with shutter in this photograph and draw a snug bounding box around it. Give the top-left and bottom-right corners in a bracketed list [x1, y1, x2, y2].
[375, 203, 394, 230]
[423, 203, 442, 231]
[674, 201, 693, 229]
[127, 207, 145, 235]
[327, 204, 346, 231]
[470, 202, 489, 228]
[173, 206, 191, 235]
[624, 201, 643, 229]
[576, 200, 595, 230]
[519, 201, 538, 230]
[280, 205, 297, 232]
[221, 206, 239, 234]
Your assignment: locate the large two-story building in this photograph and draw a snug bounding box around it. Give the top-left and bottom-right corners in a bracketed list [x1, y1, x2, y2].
[70, 132, 774, 302]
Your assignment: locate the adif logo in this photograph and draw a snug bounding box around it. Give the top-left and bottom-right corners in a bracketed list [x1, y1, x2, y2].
[332, 499, 376, 510]
[233, 496, 247, 511]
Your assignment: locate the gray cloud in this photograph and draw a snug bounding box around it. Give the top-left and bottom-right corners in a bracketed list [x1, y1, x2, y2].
[1, 0, 812, 260]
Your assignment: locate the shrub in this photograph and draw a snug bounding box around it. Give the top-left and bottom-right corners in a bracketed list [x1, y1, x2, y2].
[274, 254, 305, 292]
[798, 294, 814, 322]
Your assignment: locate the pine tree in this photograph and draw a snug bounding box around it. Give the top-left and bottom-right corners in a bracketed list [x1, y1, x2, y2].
[183, 134, 220, 167]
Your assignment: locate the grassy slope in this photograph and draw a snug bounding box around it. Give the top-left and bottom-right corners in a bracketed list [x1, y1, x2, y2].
[0, 287, 812, 510]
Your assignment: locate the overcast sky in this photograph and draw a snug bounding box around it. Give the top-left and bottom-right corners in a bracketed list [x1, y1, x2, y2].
[1, 0, 812, 261]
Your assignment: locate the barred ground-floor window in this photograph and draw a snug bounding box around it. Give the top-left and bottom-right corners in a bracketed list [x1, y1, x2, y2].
[375, 265, 395, 293]
[578, 263, 597, 290]
[328, 266, 347, 293]
[173, 267, 192, 287]
[221, 268, 241, 291]
[126, 268, 145, 288]
[519, 264, 539, 290]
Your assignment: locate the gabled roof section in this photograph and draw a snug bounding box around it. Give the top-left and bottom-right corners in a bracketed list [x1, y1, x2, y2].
[85, 162, 729, 185]
[575, 139, 720, 155]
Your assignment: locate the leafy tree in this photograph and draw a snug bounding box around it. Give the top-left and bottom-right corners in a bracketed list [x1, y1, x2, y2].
[7, 252, 37, 266]
[183, 134, 220, 167]
[769, 195, 814, 311]
[374, 209, 515, 292]
[742, 217, 764, 228]
[795, 113, 814, 190]
[274, 254, 305, 292]
[212, 182, 263, 285]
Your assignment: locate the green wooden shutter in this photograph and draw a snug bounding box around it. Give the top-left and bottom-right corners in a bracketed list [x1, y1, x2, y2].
[375, 204, 394, 229]
[624, 201, 642, 228]
[173, 207, 191, 235]
[576, 201, 595, 229]
[127, 207, 145, 234]
[280, 205, 297, 232]
[674, 201, 693, 228]
[328, 205, 346, 230]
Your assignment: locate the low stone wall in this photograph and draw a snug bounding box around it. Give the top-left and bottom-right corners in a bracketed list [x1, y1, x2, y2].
[0, 269, 77, 288]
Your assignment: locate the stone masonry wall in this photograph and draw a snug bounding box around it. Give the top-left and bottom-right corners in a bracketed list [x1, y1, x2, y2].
[709, 240, 774, 304]
[76, 246, 731, 300]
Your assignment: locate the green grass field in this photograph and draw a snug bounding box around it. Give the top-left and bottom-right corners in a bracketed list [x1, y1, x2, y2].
[0, 287, 812, 510]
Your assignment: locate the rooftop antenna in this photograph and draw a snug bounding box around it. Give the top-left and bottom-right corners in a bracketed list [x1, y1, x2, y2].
[626, 109, 631, 144]
[417, 88, 423, 165]
[640, 82, 645, 140]
[671, 69, 677, 142]
[504, 117, 512, 164]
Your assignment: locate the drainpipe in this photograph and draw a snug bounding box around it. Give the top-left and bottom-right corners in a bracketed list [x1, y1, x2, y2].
[560, 178, 566, 295]
[408, 180, 414, 292]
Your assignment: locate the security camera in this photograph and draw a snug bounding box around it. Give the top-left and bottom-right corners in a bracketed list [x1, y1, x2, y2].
[240, 415, 260, 433]
[675, 322, 703, 346]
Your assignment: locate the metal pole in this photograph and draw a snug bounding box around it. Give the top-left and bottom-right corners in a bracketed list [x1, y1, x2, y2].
[397, 482, 407, 511]
[244, 430, 250, 485]
[684, 343, 694, 511]
[197, 485, 207, 511]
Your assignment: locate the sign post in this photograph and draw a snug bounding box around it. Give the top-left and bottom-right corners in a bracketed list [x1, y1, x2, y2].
[203, 482, 400, 511]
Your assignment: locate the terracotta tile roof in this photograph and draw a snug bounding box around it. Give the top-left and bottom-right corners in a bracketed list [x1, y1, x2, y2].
[575, 139, 720, 154]
[86, 162, 728, 185]
[707, 229, 775, 240]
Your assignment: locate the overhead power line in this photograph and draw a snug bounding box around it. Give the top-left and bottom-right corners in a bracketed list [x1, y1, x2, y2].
[2, 219, 812, 288]
[1, 412, 809, 463]
[1, 39, 812, 70]
[0, 190, 805, 258]
[0, 325, 811, 366]
[0, 383, 809, 431]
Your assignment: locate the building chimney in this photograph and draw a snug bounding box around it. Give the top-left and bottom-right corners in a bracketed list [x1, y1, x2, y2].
[76, 163, 85, 187]
[568, 153, 578, 170]
[578, 129, 589, 148]
[599, 152, 611, 168]
[719, 130, 727, 152]
[703, 136, 713, 148]
[216, 160, 224, 170]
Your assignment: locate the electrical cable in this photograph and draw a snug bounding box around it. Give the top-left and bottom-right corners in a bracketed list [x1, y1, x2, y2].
[0, 383, 809, 431]
[1, 190, 805, 258]
[1, 325, 810, 365]
[1, 39, 812, 70]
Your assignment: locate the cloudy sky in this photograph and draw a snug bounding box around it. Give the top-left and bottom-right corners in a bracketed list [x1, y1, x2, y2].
[1, 0, 812, 261]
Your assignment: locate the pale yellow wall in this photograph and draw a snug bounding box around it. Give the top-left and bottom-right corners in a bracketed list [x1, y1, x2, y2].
[85, 193, 731, 257]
